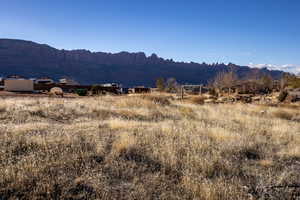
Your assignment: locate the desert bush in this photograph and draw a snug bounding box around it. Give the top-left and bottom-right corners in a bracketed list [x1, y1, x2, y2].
[76, 88, 88, 96]
[49, 87, 63, 97]
[189, 96, 205, 105]
[283, 74, 300, 88]
[208, 88, 218, 97]
[277, 90, 288, 102]
[285, 94, 298, 103]
[0, 105, 6, 113]
[179, 106, 196, 119]
[291, 115, 300, 122]
[141, 95, 171, 106]
[91, 84, 103, 95]
[156, 77, 165, 91]
[279, 103, 300, 109]
[272, 110, 294, 120]
[165, 77, 180, 93]
[212, 71, 238, 90]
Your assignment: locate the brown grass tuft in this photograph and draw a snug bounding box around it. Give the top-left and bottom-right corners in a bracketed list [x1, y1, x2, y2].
[272, 110, 295, 120]
[140, 94, 172, 106]
[189, 96, 206, 105]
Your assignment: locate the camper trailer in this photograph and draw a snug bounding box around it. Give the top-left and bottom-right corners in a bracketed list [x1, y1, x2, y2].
[4, 79, 34, 92]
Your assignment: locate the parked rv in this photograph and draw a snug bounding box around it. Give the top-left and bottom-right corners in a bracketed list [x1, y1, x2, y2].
[4, 79, 34, 92]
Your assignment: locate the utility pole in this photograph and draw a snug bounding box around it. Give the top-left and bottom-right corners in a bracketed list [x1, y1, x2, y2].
[181, 86, 184, 100]
[199, 84, 202, 95]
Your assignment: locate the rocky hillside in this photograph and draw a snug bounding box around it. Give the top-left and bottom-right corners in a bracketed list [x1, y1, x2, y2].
[0, 39, 284, 86]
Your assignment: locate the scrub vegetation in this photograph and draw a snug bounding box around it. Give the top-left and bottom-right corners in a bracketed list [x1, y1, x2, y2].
[0, 94, 300, 199]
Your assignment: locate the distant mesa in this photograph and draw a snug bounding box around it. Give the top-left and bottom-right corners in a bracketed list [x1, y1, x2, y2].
[0, 39, 284, 87]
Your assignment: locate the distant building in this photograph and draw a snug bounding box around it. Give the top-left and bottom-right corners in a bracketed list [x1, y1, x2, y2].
[59, 78, 79, 85]
[132, 87, 151, 93]
[120, 87, 129, 94]
[182, 84, 206, 94]
[102, 83, 119, 87]
[35, 77, 54, 84]
[4, 79, 34, 92]
[0, 78, 4, 90]
[6, 75, 26, 80]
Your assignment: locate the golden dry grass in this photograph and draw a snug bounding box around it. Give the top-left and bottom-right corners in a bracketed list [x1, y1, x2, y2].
[0, 95, 300, 199]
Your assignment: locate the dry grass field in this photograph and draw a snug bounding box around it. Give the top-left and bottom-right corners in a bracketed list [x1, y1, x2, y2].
[0, 94, 300, 200]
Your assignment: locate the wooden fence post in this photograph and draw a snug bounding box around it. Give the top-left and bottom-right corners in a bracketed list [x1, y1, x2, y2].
[181, 86, 184, 100]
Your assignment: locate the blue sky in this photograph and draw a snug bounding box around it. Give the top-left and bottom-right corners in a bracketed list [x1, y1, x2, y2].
[1, 0, 300, 73]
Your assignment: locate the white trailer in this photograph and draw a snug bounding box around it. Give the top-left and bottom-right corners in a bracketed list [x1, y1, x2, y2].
[4, 79, 34, 92]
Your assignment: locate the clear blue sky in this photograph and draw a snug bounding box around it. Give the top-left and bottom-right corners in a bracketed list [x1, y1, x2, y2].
[1, 0, 300, 72]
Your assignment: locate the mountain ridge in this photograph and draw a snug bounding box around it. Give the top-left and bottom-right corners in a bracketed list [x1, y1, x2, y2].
[0, 39, 284, 86]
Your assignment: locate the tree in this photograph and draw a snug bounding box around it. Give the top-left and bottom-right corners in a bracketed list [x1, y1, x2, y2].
[165, 78, 179, 93]
[156, 78, 165, 91]
[259, 75, 273, 92]
[91, 84, 103, 95]
[212, 71, 238, 90]
[283, 74, 300, 89]
[280, 73, 289, 90]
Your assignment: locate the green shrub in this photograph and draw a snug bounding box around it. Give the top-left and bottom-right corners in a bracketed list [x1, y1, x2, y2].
[278, 91, 288, 102]
[91, 85, 103, 95]
[76, 89, 88, 96]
